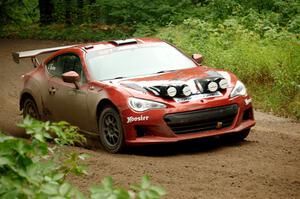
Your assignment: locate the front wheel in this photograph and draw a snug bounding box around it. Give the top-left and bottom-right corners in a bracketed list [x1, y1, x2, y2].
[23, 98, 40, 119]
[98, 106, 125, 153]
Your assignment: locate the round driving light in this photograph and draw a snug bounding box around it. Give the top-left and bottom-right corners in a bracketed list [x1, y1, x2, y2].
[167, 86, 177, 97]
[219, 79, 228, 89]
[207, 81, 218, 92]
[182, 85, 192, 96]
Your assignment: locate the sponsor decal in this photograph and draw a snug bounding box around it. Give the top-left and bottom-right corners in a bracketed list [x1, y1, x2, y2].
[127, 115, 149, 123]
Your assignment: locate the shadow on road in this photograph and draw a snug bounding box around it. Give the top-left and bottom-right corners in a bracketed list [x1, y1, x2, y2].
[124, 137, 255, 157]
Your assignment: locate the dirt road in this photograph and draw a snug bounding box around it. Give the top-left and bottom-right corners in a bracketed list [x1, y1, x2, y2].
[0, 39, 299, 199]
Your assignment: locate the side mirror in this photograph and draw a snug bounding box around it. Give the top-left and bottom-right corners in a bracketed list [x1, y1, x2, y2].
[62, 71, 80, 89]
[192, 54, 203, 64]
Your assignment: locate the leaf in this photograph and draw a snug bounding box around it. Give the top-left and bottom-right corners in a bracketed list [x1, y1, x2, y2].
[34, 133, 45, 142]
[49, 196, 65, 199]
[114, 189, 131, 199]
[78, 154, 90, 160]
[1, 190, 18, 199]
[59, 183, 71, 196]
[53, 173, 65, 181]
[0, 133, 14, 142]
[0, 156, 11, 166]
[141, 175, 150, 189]
[73, 190, 86, 199]
[42, 184, 58, 195]
[102, 176, 113, 189]
[137, 191, 147, 199]
[149, 186, 166, 196]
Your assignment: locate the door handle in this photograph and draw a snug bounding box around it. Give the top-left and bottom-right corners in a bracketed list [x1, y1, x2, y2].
[49, 87, 56, 95]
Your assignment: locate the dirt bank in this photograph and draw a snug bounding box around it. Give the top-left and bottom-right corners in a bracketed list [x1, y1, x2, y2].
[0, 39, 299, 199]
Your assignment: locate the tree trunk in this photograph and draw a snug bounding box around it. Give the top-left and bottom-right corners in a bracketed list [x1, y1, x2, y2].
[39, 0, 53, 25]
[77, 0, 83, 23]
[65, 0, 72, 25]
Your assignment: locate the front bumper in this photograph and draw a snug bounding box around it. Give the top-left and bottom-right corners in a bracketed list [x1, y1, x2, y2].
[122, 95, 255, 145]
[126, 119, 255, 145]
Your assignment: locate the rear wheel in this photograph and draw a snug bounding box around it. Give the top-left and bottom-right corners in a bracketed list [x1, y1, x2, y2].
[98, 106, 125, 153]
[222, 129, 250, 142]
[23, 98, 40, 119]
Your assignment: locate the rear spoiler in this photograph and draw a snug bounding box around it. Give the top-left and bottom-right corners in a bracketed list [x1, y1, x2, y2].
[12, 44, 76, 66]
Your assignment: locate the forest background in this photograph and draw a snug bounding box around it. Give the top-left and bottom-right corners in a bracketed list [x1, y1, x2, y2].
[1, 0, 299, 119]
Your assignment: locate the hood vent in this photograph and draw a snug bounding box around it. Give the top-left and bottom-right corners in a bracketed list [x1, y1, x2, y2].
[109, 39, 137, 46]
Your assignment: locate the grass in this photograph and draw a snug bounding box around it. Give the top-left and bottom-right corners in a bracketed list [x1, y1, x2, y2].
[1, 19, 299, 119]
[146, 19, 300, 119]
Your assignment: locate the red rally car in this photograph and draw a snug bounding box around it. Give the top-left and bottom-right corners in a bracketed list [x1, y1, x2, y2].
[12, 38, 255, 153]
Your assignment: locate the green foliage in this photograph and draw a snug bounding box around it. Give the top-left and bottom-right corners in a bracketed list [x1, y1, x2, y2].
[90, 177, 130, 199]
[0, 117, 87, 198]
[0, 0, 39, 26]
[1, 0, 299, 118]
[18, 116, 86, 146]
[90, 175, 166, 199]
[0, 117, 166, 198]
[131, 176, 166, 199]
[152, 18, 299, 119]
[1, 0, 299, 29]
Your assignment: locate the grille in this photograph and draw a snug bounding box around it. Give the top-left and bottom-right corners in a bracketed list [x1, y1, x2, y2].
[164, 104, 238, 134]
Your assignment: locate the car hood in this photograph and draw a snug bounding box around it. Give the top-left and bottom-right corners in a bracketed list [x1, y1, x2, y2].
[103, 66, 236, 101]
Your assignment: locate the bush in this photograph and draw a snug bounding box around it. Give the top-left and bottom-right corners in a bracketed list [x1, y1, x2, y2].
[150, 18, 300, 119]
[1, 0, 299, 119]
[0, 117, 166, 198]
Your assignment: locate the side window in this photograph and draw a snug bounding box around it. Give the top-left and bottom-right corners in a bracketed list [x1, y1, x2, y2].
[46, 56, 63, 76]
[46, 54, 86, 83]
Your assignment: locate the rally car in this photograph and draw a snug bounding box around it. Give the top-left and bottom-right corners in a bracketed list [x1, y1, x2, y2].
[12, 38, 255, 153]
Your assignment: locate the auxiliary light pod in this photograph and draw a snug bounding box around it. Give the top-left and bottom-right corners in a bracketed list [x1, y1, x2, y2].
[195, 77, 228, 93]
[147, 84, 192, 98]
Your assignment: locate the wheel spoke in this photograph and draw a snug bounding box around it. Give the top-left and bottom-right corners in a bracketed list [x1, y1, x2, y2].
[113, 134, 119, 140]
[109, 136, 114, 144]
[108, 116, 113, 123]
[113, 127, 119, 133]
[111, 136, 117, 144]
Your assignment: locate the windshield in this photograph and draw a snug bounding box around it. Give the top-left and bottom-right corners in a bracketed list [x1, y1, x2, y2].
[86, 42, 197, 81]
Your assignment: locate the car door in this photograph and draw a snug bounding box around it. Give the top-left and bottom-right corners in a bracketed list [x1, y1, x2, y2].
[44, 53, 90, 130]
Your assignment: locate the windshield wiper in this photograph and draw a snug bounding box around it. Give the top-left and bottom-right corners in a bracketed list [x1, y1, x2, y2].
[155, 70, 176, 74]
[103, 76, 126, 81]
[112, 76, 125, 79]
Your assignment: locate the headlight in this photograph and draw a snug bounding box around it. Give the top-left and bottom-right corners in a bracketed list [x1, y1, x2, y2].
[128, 97, 166, 112]
[230, 80, 247, 98]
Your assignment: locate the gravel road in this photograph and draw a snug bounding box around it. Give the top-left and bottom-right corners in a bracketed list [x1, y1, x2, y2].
[0, 39, 299, 199]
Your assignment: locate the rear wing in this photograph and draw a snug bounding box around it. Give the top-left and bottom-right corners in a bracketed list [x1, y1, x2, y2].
[12, 44, 76, 66]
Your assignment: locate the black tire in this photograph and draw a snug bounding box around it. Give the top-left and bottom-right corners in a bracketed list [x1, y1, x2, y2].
[222, 128, 250, 142]
[23, 98, 40, 119]
[98, 106, 125, 153]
